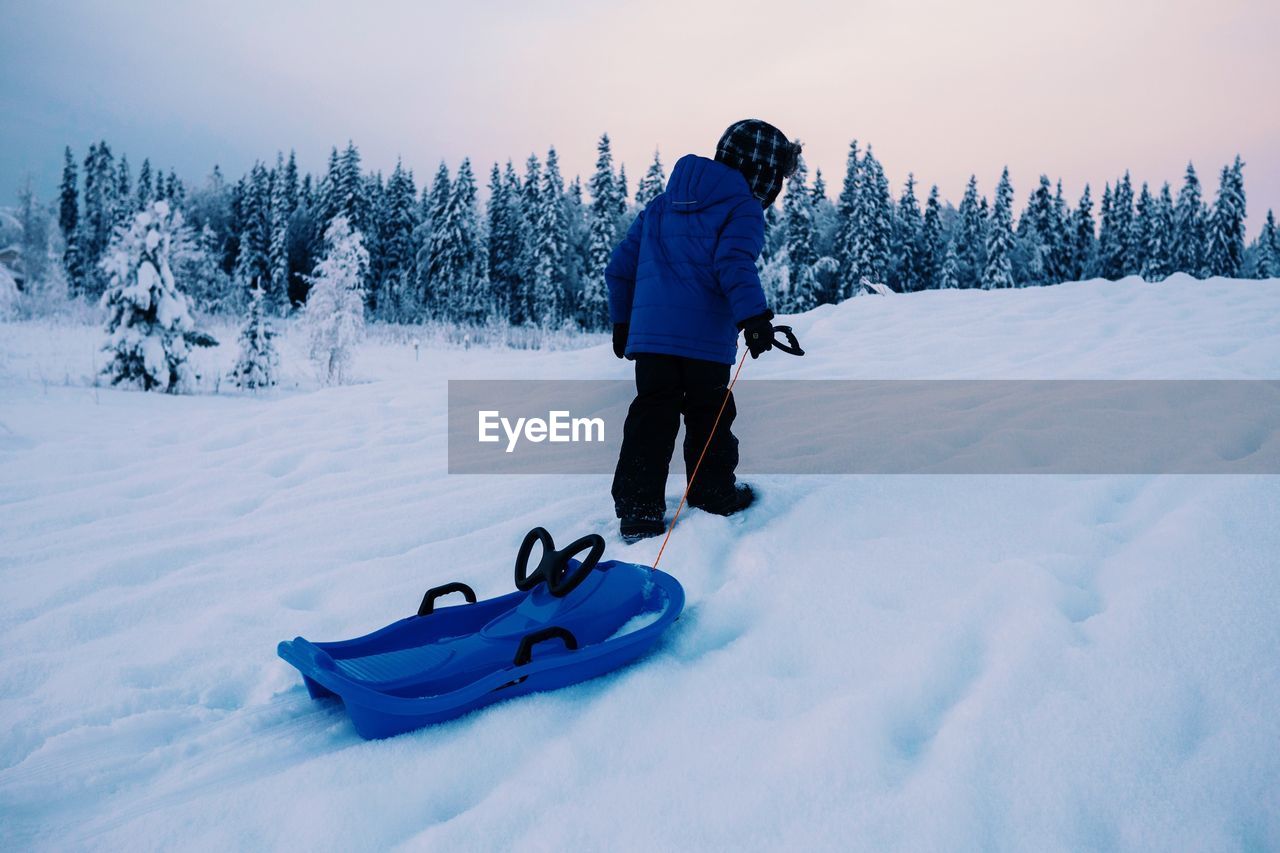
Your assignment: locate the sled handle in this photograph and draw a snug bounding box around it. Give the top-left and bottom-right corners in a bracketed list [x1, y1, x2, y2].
[514, 626, 579, 666]
[418, 582, 477, 616]
[547, 534, 607, 598]
[515, 527, 556, 591]
[772, 325, 805, 356]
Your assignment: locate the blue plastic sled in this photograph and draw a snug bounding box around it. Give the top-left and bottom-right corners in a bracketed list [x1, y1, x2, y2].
[278, 528, 685, 739]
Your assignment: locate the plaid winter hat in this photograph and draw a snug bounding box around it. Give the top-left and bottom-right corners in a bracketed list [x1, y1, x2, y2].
[714, 119, 802, 208]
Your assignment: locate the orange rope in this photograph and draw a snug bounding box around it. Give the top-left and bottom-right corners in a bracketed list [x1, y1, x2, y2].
[651, 349, 750, 571]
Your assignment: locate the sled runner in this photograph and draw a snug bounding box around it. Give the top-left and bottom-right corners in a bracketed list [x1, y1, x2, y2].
[278, 528, 685, 739]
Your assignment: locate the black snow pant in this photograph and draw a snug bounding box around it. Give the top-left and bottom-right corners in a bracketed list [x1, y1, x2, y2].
[611, 353, 739, 520]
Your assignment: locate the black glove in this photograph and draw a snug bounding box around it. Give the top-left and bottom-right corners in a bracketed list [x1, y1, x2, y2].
[612, 323, 629, 359]
[738, 310, 775, 359]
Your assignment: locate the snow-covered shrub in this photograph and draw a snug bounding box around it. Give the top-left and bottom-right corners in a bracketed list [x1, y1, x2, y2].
[99, 201, 203, 392]
[303, 215, 367, 385]
[227, 285, 278, 389]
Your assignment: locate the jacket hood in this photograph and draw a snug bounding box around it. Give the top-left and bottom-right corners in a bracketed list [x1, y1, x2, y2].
[664, 155, 753, 213]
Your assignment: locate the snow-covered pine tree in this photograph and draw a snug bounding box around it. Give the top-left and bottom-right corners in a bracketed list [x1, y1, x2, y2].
[918, 185, 943, 290]
[852, 147, 893, 289]
[1071, 184, 1096, 280]
[939, 238, 961, 289]
[59, 147, 79, 243]
[1173, 163, 1207, 277]
[416, 177, 432, 226]
[426, 158, 486, 323]
[228, 284, 278, 389]
[316, 147, 342, 228]
[784, 156, 819, 310]
[1020, 175, 1064, 285]
[811, 169, 827, 203]
[584, 134, 620, 331]
[531, 148, 569, 327]
[832, 140, 860, 299]
[1131, 182, 1153, 279]
[361, 172, 387, 315]
[497, 166, 526, 323]
[1014, 200, 1046, 287]
[486, 161, 524, 324]
[285, 181, 317, 310]
[300, 170, 316, 211]
[1097, 183, 1116, 278]
[57, 147, 81, 297]
[100, 201, 200, 392]
[982, 168, 1015, 289]
[336, 142, 365, 233]
[136, 159, 154, 211]
[96, 142, 121, 226]
[426, 162, 452, 231]
[1108, 172, 1135, 278]
[616, 164, 628, 217]
[225, 174, 247, 279]
[810, 172, 839, 296]
[235, 162, 274, 308]
[955, 175, 986, 288]
[563, 176, 590, 323]
[73, 141, 120, 298]
[511, 154, 543, 325]
[163, 169, 185, 206]
[409, 182, 431, 302]
[1142, 183, 1175, 282]
[1206, 156, 1246, 278]
[414, 162, 452, 317]
[167, 170, 185, 204]
[304, 215, 367, 385]
[114, 155, 132, 229]
[1256, 210, 1279, 279]
[893, 174, 923, 292]
[380, 159, 419, 321]
[635, 149, 667, 208]
[268, 151, 299, 313]
[281, 152, 299, 215]
[1052, 180, 1071, 279]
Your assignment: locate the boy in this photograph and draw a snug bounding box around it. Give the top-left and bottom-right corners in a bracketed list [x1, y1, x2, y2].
[605, 119, 802, 542]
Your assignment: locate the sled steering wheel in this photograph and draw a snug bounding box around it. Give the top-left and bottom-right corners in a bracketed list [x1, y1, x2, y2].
[515, 528, 607, 598]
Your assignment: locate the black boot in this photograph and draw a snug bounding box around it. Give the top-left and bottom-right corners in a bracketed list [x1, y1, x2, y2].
[689, 483, 754, 517]
[620, 517, 666, 543]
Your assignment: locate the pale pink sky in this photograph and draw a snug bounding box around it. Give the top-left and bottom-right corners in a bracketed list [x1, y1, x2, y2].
[3, 0, 1277, 232]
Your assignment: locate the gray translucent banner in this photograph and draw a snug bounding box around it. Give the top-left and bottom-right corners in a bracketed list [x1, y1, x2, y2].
[448, 380, 1280, 474]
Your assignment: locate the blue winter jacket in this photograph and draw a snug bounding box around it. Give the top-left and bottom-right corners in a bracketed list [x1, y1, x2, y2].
[606, 154, 769, 364]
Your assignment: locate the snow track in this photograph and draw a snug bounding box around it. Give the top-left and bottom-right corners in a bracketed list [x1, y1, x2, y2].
[2, 275, 1279, 850]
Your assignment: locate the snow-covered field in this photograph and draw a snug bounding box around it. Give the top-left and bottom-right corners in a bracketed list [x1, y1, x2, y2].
[2, 274, 1278, 851]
